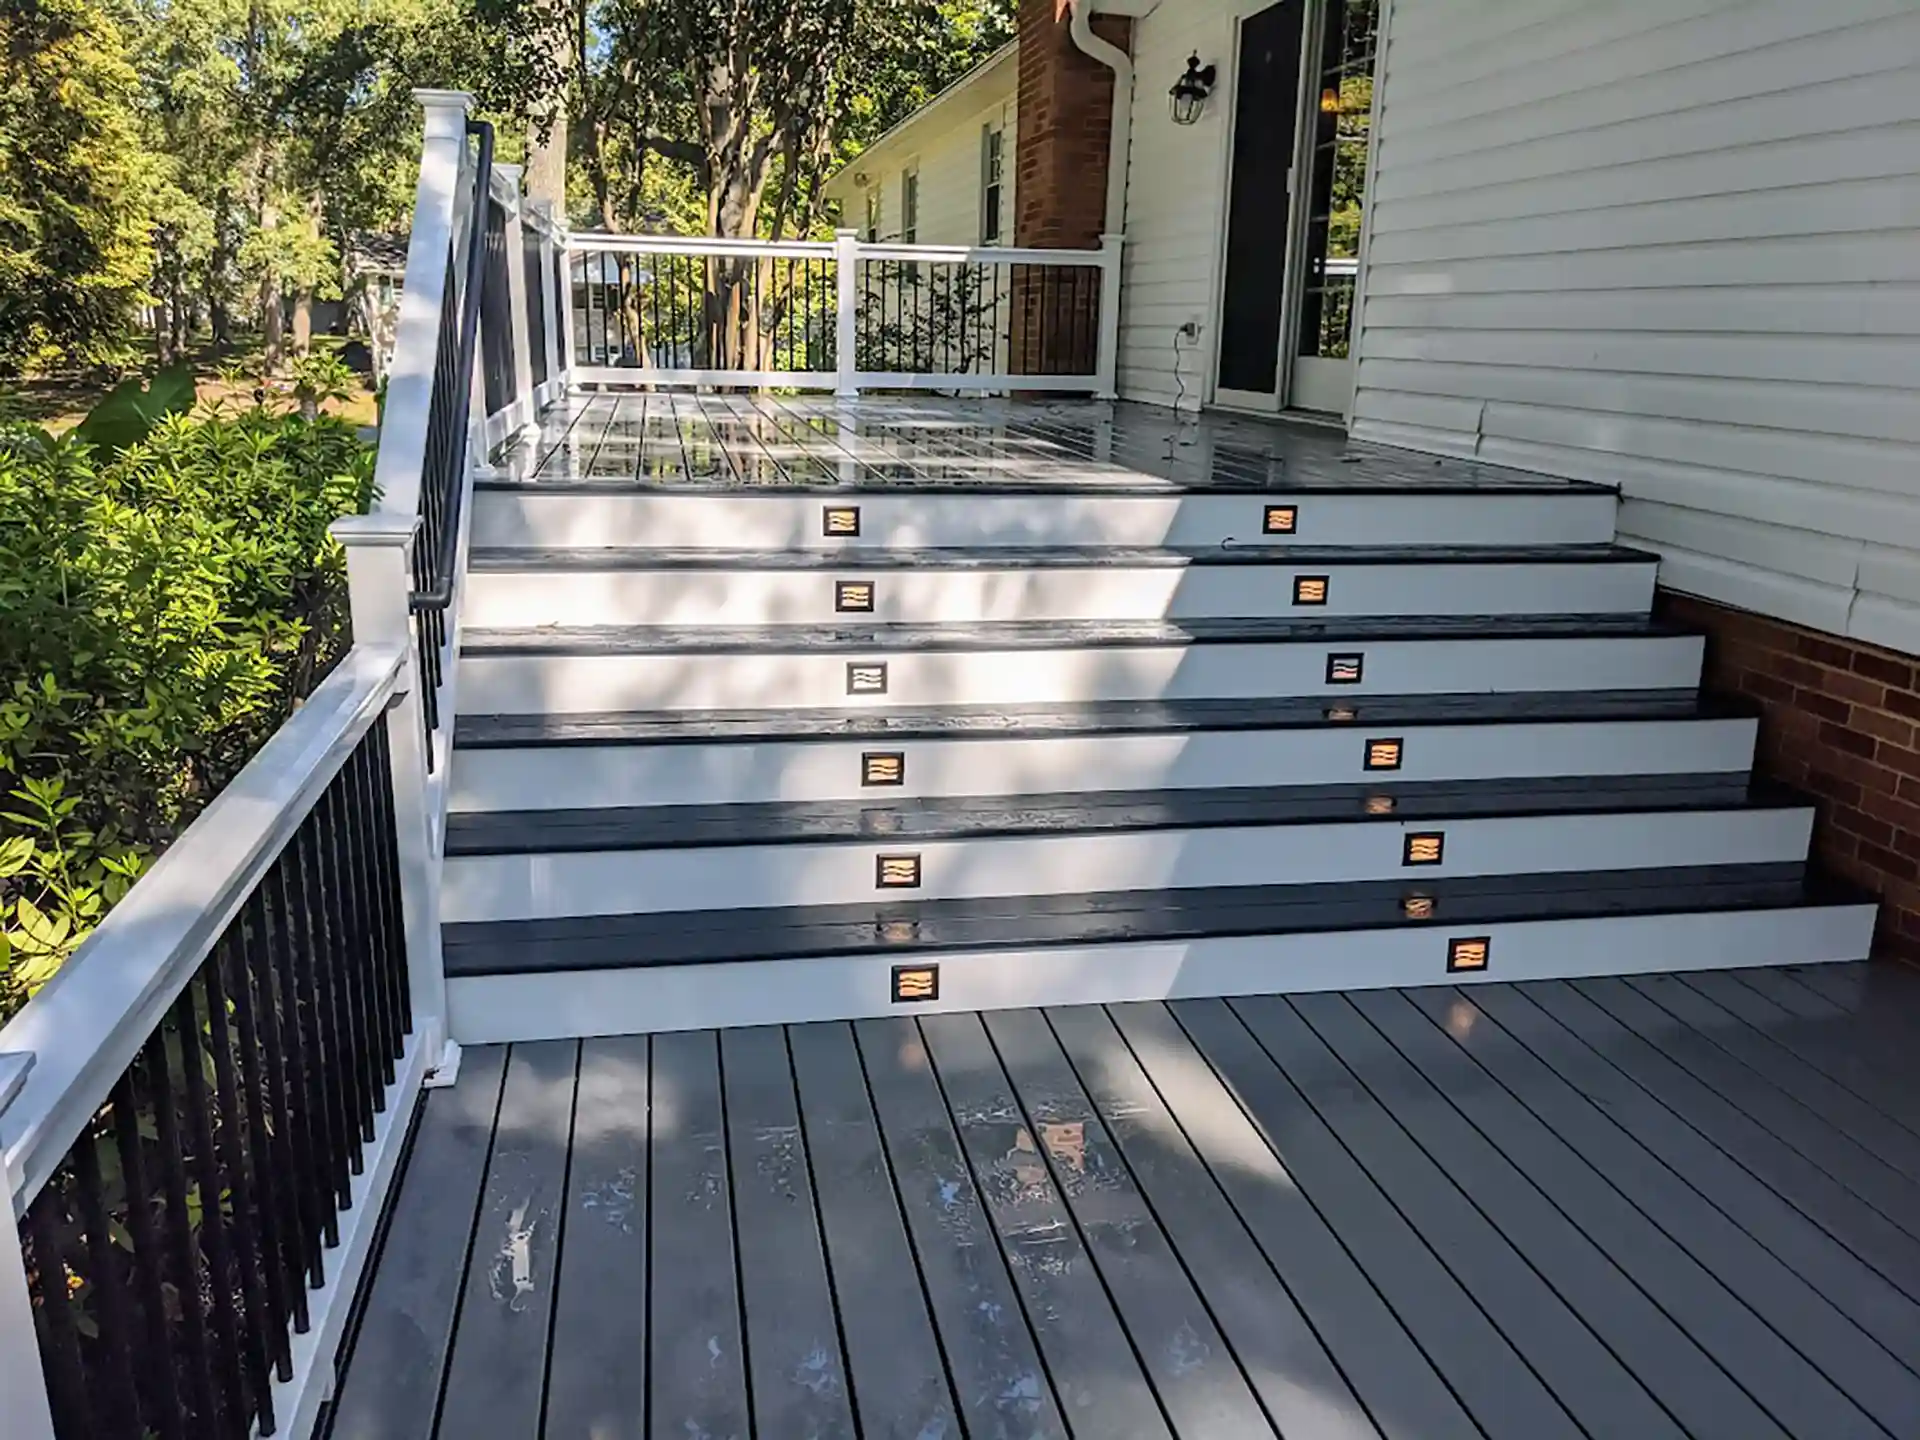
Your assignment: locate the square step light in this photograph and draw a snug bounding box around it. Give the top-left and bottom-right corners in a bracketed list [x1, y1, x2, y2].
[862, 751, 906, 787]
[1293, 575, 1330, 606]
[1365, 738, 1404, 772]
[836, 579, 876, 613]
[847, 662, 889, 696]
[1262, 504, 1298, 535]
[1403, 832, 1445, 866]
[876, 853, 923, 889]
[1447, 936, 1491, 973]
[892, 963, 940, 1003]
[823, 505, 861, 537]
[1326, 653, 1364, 685]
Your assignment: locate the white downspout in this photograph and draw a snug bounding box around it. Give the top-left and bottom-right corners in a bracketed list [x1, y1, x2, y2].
[1067, 0, 1133, 239]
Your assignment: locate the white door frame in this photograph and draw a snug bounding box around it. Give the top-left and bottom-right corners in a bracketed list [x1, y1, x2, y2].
[1209, 0, 1390, 422]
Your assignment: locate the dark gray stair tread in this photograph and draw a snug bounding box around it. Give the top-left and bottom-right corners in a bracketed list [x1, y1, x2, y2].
[441, 863, 1862, 976]
[467, 542, 1653, 571]
[461, 611, 1690, 656]
[455, 690, 1746, 748]
[444, 773, 1793, 856]
[486, 468, 1614, 498]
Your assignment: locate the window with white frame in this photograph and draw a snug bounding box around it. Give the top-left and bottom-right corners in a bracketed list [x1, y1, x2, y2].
[864, 184, 881, 242]
[901, 166, 919, 243]
[980, 126, 1004, 243]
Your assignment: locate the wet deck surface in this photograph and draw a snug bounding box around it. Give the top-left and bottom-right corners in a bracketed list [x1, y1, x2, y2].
[326, 963, 1920, 1439]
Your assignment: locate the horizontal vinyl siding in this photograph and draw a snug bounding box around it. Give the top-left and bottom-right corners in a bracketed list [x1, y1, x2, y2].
[1115, 0, 1249, 409]
[846, 83, 1015, 245]
[1353, 0, 1920, 653]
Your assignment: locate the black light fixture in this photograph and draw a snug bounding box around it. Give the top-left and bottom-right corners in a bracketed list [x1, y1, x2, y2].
[1170, 53, 1216, 125]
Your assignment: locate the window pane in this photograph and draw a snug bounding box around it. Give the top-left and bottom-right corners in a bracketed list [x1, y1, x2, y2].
[1295, 0, 1379, 360]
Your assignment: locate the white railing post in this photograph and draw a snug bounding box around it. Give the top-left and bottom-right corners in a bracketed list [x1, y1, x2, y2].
[494, 164, 538, 440]
[1096, 231, 1125, 401]
[835, 228, 861, 399]
[375, 90, 470, 518]
[0, 1054, 56, 1440]
[328, 514, 460, 1087]
[532, 201, 563, 400]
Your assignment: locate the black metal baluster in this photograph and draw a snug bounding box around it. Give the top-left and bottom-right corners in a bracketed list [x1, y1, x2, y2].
[312, 791, 376, 1149]
[177, 975, 251, 1431]
[280, 830, 352, 1218]
[648, 253, 661, 369]
[23, 1187, 90, 1432]
[369, 718, 413, 1034]
[113, 1063, 185, 1438]
[351, 735, 403, 1063]
[207, 928, 290, 1407]
[337, 750, 395, 1091]
[143, 1015, 221, 1432]
[73, 1113, 144, 1430]
[250, 875, 328, 1294]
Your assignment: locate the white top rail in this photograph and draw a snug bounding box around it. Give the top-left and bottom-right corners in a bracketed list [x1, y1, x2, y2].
[567, 232, 835, 260]
[0, 644, 407, 1212]
[856, 241, 1108, 267]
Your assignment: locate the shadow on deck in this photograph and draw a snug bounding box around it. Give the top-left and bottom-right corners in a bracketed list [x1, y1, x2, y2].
[323, 963, 1920, 1440]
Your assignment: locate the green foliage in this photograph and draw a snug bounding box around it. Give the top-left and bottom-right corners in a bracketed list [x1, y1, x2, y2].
[69, 362, 197, 454]
[0, 400, 373, 1016]
[0, 0, 160, 375]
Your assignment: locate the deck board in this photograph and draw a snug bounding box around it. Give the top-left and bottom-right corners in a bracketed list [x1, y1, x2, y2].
[326, 966, 1920, 1439]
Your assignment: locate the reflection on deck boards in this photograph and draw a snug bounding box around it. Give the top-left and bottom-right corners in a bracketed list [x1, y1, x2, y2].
[325, 963, 1920, 1439]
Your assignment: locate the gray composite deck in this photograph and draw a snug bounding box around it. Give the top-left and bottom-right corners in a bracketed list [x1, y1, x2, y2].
[324, 963, 1920, 1440]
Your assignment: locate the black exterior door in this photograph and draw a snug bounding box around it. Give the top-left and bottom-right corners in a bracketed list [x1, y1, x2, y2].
[1216, 0, 1305, 397]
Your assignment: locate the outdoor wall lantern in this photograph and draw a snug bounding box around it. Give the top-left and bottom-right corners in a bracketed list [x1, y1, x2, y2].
[1170, 53, 1216, 125]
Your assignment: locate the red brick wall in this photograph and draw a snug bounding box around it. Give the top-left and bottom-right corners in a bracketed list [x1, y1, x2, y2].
[1661, 591, 1920, 963]
[1014, 0, 1129, 250]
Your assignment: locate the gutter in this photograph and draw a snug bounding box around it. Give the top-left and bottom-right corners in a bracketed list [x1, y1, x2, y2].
[1067, 0, 1133, 239]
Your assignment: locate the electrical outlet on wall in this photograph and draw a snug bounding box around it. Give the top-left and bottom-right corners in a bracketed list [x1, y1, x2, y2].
[1177, 319, 1202, 341]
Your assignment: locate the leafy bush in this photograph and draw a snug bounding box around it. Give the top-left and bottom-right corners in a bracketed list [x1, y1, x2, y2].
[0, 398, 374, 1015]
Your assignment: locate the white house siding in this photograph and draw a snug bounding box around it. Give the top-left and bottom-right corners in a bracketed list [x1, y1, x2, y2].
[1351, 0, 1920, 652]
[1114, 0, 1251, 409]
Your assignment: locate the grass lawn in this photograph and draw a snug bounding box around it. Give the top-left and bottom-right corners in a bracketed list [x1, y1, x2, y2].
[7, 334, 381, 433]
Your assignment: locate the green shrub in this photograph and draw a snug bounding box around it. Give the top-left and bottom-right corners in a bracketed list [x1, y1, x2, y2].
[0, 403, 374, 1015]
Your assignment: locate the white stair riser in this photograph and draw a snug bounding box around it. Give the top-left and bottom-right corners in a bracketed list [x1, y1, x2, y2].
[470, 490, 1621, 551]
[441, 807, 1813, 921]
[461, 561, 1656, 628]
[448, 718, 1761, 812]
[456, 635, 1707, 714]
[444, 903, 1875, 1044]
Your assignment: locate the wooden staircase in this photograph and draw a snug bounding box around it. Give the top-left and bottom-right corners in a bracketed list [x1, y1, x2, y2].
[438, 395, 1874, 1043]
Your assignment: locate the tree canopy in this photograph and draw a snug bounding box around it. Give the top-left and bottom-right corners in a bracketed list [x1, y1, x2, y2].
[0, 0, 1009, 376]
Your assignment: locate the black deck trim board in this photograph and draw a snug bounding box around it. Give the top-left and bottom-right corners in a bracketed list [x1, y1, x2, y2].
[440, 864, 1857, 977]
[647, 1029, 753, 1438]
[1457, 986, 1920, 1424]
[432, 1041, 578, 1440]
[981, 1008, 1278, 1436]
[460, 611, 1696, 657]
[541, 1035, 651, 1440]
[1233, 994, 1686, 1438]
[442, 772, 1786, 856]
[324, 1045, 508, 1440]
[1378, 986, 1885, 1440]
[785, 1023, 961, 1438]
[454, 689, 1752, 748]
[1170, 998, 1585, 1440]
[851, 1016, 1071, 1438]
[1625, 974, 1920, 1186]
[1335, 990, 1791, 1440]
[1041, 1005, 1384, 1439]
[1519, 981, 1920, 1309]
[467, 542, 1654, 572]
[718, 1027, 858, 1438]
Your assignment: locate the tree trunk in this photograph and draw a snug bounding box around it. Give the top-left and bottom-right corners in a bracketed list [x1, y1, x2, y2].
[292, 289, 312, 357]
[259, 200, 284, 373]
[524, 0, 572, 209]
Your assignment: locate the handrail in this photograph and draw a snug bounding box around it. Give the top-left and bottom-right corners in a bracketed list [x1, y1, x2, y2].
[408, 118, 494, 615]
[0, 643, 407, 1214]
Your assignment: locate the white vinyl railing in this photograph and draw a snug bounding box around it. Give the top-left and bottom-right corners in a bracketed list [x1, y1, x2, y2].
[564, 229, 1124, 399]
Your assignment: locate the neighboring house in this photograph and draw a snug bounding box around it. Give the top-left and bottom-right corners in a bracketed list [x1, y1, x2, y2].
[821, 43, 1018, 245]
[345, 231, 411, 383]
[830, 0, 1920, 917]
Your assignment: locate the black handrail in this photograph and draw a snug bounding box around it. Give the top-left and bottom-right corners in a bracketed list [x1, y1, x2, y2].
[409, 117, 494, 616]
